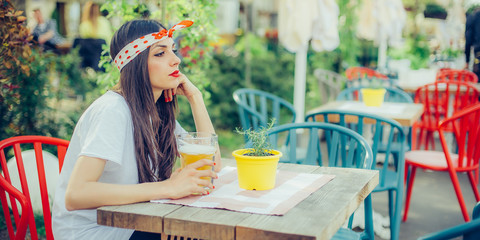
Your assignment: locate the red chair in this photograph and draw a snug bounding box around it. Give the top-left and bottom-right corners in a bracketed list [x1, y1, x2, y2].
[344, 67, 392, 97]
[436, 69, 478, 83]
[404, 103, 480, 222]
[0, 136, 69, 240]
[345, 66, 388, 80]
[411, 81, 479, 151]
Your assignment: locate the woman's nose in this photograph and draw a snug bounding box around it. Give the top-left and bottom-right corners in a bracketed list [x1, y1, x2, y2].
[171, 52, 181, 66]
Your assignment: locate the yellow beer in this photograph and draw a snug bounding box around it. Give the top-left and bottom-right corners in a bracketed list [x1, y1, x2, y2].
[179, 143, 216, 182]
[177, 132, 218, 191]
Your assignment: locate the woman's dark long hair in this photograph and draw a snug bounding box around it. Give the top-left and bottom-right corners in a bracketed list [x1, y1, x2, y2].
[110, 20, 178, 183]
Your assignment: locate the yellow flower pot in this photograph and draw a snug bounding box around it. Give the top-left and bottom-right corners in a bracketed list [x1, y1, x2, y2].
[232, 149, 282, 190]
[361, 88, 386, 107]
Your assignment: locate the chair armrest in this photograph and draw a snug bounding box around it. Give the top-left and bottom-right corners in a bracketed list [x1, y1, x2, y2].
[0, 177, 31, 240]
[418, 218, 480, 240]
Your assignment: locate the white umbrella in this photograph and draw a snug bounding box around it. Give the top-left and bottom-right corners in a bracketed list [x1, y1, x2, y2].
[278, 0, 339, 123]
[357, 0, 406, 70]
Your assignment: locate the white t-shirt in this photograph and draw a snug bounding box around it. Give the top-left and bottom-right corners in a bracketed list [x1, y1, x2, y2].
[52, 91, 186, 240]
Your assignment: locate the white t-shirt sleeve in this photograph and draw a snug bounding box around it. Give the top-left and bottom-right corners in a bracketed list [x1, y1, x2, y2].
[174, 120, 188, 135]
[79, 101, 131, 165]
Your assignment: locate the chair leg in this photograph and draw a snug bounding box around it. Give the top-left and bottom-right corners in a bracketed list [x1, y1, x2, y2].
[364, 195, 374, 240]
[467, 171, 480, 201]
[388, 190, 396, 240]
[388, 189, 394, 228]
[403, 166, 417, 222]
[392, 152, 399, 170]
[390, 187, 403, 240]
[475, 169, 479, 185]
[404, 163, 409, 185]
[417, 128, 425, 150]
[448, 170, 470, 222]
[411, 127, 417, 150]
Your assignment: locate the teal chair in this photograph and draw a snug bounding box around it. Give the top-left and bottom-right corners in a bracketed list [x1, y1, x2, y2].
[314, 68, 346, 104]
[419, 202, 480, 240]
[336, 86, 413, 103]
[306, 110, 406, 240]
[232, 88, 296, 132]
[337, 86, 413, 167]
[267, 122, 374, 240]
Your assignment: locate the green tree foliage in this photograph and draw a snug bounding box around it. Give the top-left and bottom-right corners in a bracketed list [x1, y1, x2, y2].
[337, 0, 360, 69]
[0, 0, 93, 141]
[98, 0, 218, 94]
[1, 0, 34, 137]
[202, 35, 296, 131]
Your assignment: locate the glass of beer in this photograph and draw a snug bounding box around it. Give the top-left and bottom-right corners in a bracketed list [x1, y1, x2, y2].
[176, 132, 218, 189]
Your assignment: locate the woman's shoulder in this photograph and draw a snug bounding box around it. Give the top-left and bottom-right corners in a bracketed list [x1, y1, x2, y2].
[85, 91, 130, 118]
[74, 91, 133, 138]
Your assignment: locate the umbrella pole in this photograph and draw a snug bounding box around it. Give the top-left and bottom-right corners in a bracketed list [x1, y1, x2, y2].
[378, 28, 388, 71]
[293, 44, 308, 123]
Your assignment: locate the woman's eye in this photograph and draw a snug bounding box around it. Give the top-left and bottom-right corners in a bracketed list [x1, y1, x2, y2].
[173, 49, 178, 54]
[154, 52, 165, 57]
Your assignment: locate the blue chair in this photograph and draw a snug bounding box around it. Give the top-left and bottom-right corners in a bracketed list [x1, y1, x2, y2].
[314, 68, 346, 104]
[418, 202, 480, 240]
[267, 122, 374, 240]
[337, 86, 413, 167]
[306, 110, 406, 240]
[336, 86, 413, 103]
[232, 88, 296, 132]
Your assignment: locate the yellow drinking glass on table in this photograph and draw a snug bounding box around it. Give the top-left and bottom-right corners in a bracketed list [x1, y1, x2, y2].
[176, 132, 218, 190]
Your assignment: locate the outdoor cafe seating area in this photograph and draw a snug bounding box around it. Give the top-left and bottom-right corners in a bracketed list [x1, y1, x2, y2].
[2, 0, 480, 238]
[230, 66, 480, 239]
[1, 64, 480, 239]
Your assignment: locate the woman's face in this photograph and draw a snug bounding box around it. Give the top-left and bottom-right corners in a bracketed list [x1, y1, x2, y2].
[147, 38, 181, 100]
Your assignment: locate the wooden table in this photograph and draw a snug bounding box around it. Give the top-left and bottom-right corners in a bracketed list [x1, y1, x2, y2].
[308, 101, 424, 127]
[97, 159, 379, 240]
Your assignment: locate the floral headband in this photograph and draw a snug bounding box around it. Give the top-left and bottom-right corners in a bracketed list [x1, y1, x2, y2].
[113, 20, 194, 71]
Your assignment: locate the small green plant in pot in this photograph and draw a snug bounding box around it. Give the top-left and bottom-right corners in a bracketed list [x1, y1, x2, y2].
[361, 77, 386, 107]
[232, 119, 283, 190]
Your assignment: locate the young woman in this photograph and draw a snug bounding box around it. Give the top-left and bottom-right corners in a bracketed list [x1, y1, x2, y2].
[52, 19, 221, 239]
[79, 1, 112, 43]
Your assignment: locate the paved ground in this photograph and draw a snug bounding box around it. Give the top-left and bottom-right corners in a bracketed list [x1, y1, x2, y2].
[372, 169, 478, 239]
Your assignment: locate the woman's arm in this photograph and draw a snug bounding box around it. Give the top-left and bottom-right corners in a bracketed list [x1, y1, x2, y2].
[172, 75, 222, 172]
[65, 155, 216, 210]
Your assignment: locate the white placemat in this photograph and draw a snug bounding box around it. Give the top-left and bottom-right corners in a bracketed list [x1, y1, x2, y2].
[151, 166, 335, 215]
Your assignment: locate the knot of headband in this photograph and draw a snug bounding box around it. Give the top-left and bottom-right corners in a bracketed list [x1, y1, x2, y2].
[114, 20, 194, 71]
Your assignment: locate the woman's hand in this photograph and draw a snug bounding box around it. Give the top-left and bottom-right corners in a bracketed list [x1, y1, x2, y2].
[175, 73, 202, 100]
[163, 73, 200, 102]
[165, 159, 217, 199]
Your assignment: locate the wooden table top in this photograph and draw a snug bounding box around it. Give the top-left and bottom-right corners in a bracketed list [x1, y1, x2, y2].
[97, 159, 379, 240]
[308, 100, 424, 127]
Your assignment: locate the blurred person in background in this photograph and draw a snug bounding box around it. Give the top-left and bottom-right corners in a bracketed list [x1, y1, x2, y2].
[465, 2, 480, 80]
[75, 1, 113, 71]
[79, 1, 112, 44]
[31, 8, 66, 53]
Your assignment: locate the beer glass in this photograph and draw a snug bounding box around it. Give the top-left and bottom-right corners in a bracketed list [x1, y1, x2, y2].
[176, 132, 218, 188]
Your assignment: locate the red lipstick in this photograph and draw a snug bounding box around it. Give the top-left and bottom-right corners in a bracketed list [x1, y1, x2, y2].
[169, 70, 180, 78]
